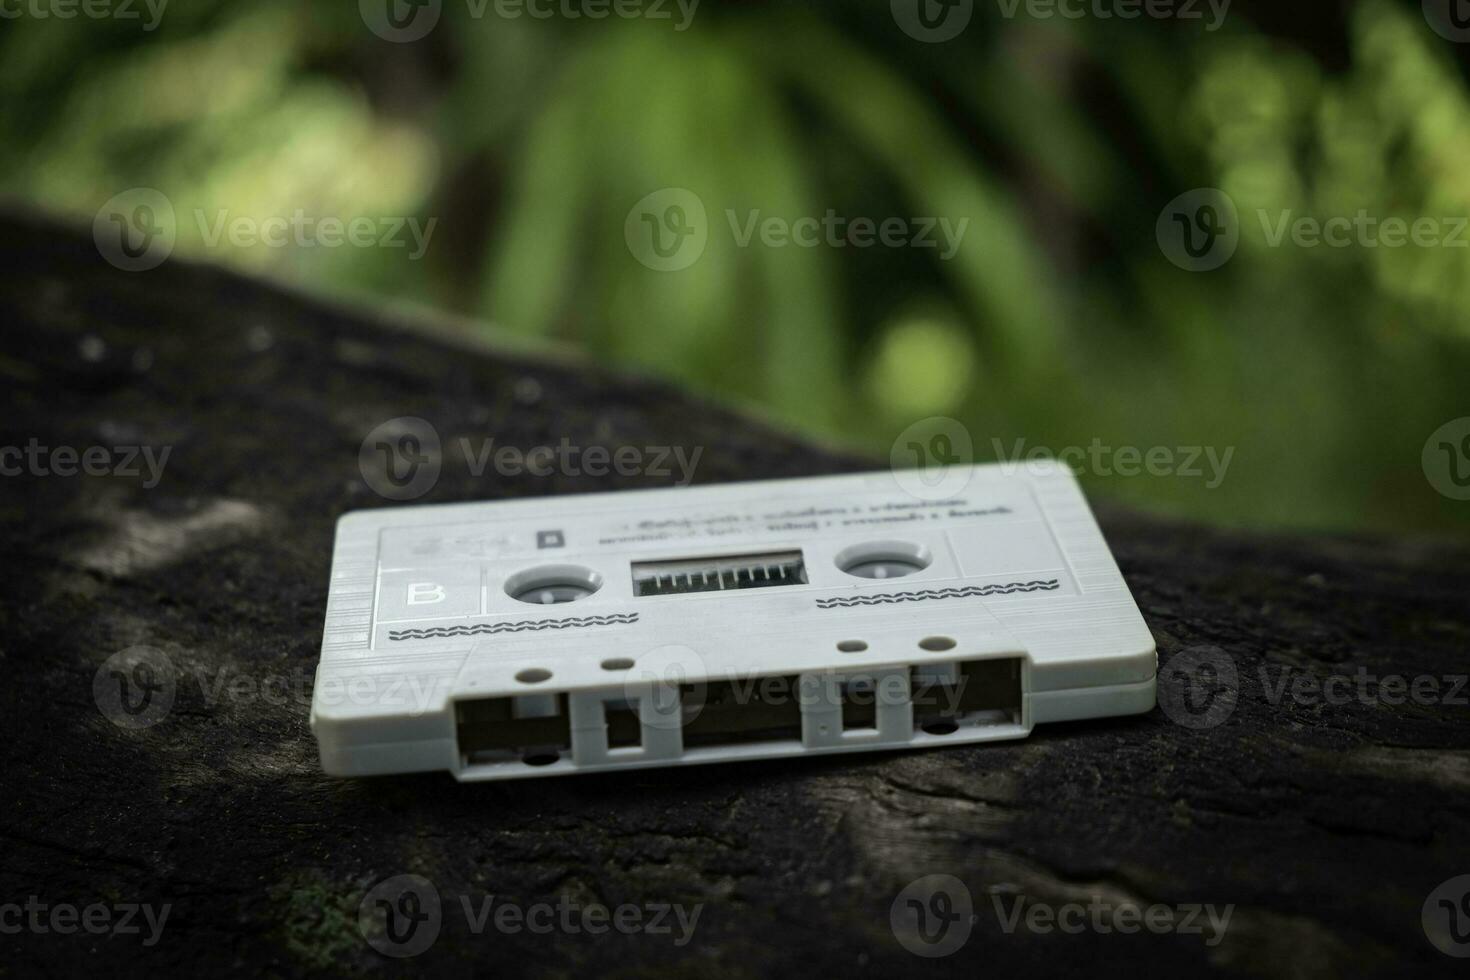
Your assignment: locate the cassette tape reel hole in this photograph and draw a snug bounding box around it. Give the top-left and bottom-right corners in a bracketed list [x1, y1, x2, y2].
[505, 564, 603, 605]
[835, 540, 932, 580]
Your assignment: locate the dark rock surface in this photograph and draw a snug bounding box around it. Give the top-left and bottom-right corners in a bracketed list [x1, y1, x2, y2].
[2, 211, 1468, 978]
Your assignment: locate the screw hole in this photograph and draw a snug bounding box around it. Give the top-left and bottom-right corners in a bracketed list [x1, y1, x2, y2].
[600, 657, 635, 671]
[836, 640, 868, 653]
[515, 668, 552, 684]
[922, 720, 959, 736]
[521, 750, 560, 766]
[918, 636, 956, 652]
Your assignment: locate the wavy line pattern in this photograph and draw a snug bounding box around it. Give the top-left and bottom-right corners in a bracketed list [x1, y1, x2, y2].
[389, 613, 639, 641]
[815, 580, 1060, 609]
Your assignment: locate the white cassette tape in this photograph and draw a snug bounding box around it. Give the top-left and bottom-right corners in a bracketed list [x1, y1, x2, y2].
[311, 464, 1157, 780]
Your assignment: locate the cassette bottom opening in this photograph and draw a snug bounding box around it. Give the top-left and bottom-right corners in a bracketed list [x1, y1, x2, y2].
[452, 656, 1025, 775]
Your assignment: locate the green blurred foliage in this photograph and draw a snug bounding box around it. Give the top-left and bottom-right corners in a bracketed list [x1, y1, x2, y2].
[2, 0, 1467, 534]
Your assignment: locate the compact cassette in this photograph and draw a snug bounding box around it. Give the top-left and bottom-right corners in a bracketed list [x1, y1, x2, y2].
[311, 464, 1157, 780]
